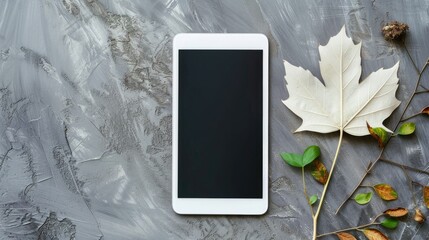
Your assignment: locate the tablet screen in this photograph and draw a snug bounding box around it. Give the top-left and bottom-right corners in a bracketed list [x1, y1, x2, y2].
[178, 50, 263, 198]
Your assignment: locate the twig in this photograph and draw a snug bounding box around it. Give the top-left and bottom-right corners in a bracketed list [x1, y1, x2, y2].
[335, 59, 429, 214]
[335, 151, 382, 214]
[403, 42, 419, 73]
[415, 90, 429, 94]
[380, 158, 429, 175]
[412, 181, 425, 187]
[302, 166, 315, 217]
[401, 112, 422, 122]
[317, 213, 384, 238]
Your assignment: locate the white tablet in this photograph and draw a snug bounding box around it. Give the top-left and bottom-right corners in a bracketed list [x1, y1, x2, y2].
[172, 33, 268, 215]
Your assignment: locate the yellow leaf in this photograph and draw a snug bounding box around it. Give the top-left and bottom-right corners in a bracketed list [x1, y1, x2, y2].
[383, 207, 408, 217]
[424, 186, 429, 208]
[374, 184, 397, 201]
[414, 208, 425, 223]
[363, 229, 388, 240]
[336, 232, 357, 240]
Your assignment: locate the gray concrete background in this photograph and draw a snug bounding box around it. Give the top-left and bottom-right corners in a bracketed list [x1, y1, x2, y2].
[0, 0, 428, 239]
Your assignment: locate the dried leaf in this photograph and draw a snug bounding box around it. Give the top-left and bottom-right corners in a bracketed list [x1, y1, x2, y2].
[354, 192, 372, 205]
[421, 106, 429, 115]
[374, 184, 398, 201]
[283, 26, 400, 136]
[381, 218, 398, 229]
[310, 160, 329, 184]
[414, 208, 425, 223]
[424, 186, 429, 208]
[363, 229, 388, 240]
[397, 122, 416, 135]
[336, 232, 357, 240]
[383, 207, 408, 217]
[367, 123, 388, 148]
[309, 194, 318, 205]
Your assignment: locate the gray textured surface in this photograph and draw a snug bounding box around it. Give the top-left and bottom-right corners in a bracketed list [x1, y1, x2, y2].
[0, 0, 428, 239]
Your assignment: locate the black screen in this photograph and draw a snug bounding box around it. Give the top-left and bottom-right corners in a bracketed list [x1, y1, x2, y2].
[178, 50, 263, 198]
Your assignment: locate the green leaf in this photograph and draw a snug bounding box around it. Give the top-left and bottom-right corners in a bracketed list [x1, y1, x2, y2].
[309, 194, 318, 205]
[397, 122, 416, 135]
[381, 218, 399, 229]
[280, 145, 321, 168]
[367, 123, 389, 148]
[280, 152, 303, 167]
[302, 145, 320, 166]
[354, 192, 372, 205]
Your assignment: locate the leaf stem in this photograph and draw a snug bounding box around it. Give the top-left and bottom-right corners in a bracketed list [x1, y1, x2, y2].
[403, 41, 419, 73]
[412, 181, 425, 187]
[415, 90, 429, 94]
[335, 58, 429, 214]
[317, 212, 383, 238]
[302, 166, 315, 217]
[312, 129, 343, 240]
[379, 158, 429, 175]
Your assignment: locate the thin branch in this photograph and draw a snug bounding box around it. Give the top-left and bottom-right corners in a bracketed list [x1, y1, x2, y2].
[415, 90, 429, 94]
[403, 42, 419, 73]
[317, 213, 384, 238]
[302, 166, 314, 217]
[335, 153, 381, 214]
[380, 158, 429, 175]
[412, 181, 425, 187]
[401, 112, 422, 122]
[335, 59, 429, 214]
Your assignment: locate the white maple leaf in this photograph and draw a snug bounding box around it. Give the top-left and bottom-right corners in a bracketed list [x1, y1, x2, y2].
[282, 26, 401, 136]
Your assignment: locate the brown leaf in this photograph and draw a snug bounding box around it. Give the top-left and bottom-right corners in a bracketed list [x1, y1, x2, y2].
[363, 228, 389, 240]
[421, 106, 429, 115]
[424, 186, 429, 208]
[310, 160, 329, 185]
[374, 184, 398, 201]
[367, 122, 388, 148]
[383, 207, 408, 217]
[414, 208, 425, 223]
[336, 232, 357, 240]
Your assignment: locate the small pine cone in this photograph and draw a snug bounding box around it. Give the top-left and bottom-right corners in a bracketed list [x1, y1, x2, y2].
[382, 21, 409, 41]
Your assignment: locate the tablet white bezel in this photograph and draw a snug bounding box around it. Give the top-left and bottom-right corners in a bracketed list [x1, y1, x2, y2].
[172, 33, 269, 215]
